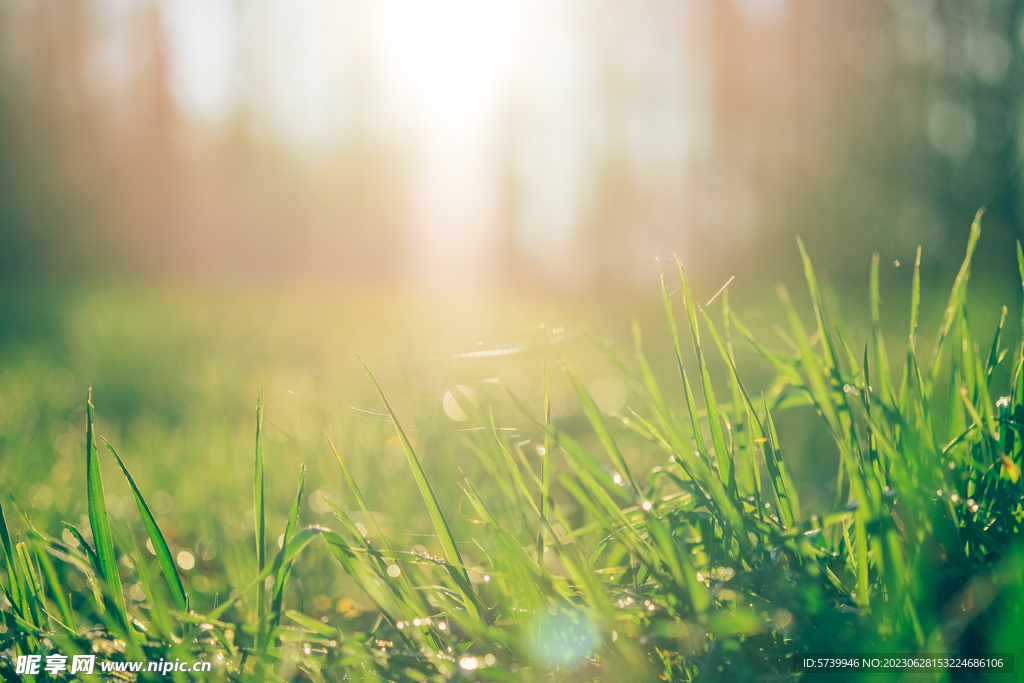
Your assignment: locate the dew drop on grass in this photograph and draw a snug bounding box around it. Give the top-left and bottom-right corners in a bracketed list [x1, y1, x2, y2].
[387, 564, 401, 577]
[459, 656, 478, 671]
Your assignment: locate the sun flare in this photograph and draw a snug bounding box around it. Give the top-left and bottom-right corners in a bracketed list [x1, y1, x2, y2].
[374, 0, 518, 131]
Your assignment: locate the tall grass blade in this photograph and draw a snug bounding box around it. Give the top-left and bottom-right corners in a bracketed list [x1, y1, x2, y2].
[104, 439, 188, 612]
[266, 464, 305, 645]
[504, 387, 631, 503]
[357, 355, 480, 619]
[659, 276, 747, 542]
[675, 259, 734, 491]
[126, 529, 171, 636]
[85, 390, 127, 628]
[15, 542, 43, 626]
[0, 495, 27, 621]
[253, 383, 266, 648]
[899, 246, 922, 412]
[32, 543, 74, 633]
[775, 286, 841, 432]
[325, 432, 393, 552]
[797, 236, 840, 376]
[696, 305, 798, 528]
[871, 252, 894, 405]
[560, 355, 640, 495]
[926, 208, 983, 392]
[538, 362, 552, 568]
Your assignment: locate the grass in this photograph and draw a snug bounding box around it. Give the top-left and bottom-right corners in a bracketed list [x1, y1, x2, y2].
[1, 212, 1023, 681]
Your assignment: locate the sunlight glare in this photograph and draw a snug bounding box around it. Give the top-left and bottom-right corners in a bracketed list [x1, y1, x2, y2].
[376, 0, 518, 130]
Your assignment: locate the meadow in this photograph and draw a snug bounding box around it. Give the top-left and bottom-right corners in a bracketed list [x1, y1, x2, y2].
[1, 212, 1023, 682]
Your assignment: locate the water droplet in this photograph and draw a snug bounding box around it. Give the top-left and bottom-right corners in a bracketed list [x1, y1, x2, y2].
[387, 564, 401, 578]
[460, 656, 479, 671]
[438, 621, 447, 631]
[641, 500, 653, 511]
[612, 473, 622, 485]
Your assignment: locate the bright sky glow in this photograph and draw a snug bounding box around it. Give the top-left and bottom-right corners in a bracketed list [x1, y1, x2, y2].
[374, 0, 519, 132]
[100, 0, 708, 282]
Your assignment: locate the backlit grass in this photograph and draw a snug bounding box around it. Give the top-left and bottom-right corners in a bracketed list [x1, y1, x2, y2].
[1, 211, 1023, 681]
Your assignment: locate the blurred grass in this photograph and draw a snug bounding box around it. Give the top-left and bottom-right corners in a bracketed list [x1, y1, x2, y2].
[0, 222, 1023, 679]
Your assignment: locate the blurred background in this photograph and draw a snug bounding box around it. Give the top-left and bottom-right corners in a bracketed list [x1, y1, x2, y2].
[3, 0, 1023, 289]
[2, 0, 1024, 610]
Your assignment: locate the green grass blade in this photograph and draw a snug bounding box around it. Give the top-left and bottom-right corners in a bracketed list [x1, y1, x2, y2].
[85, 390, 127, 628]
[253, 383, 266, 647]
[61, 522, 100, 575]
[870, 252, 894, 406]
[266, 464, 305, 647]
[776, 285, 841, 432]
[0, 494, 27, 620]
[559, 354, 640, 495]
[357, 355, 481, 619]
[985, 306, 1007, 379]
[490, 415, 541, 518]
[675, 261, 734, 490]
[1017, 241, 1024, 344]
[32, 544, 74, 634]
[797, 235, 840, 376]
[696, 305, 798, 528]
[899, 246, 922, 412]
[538, 361, 552, 569]
[15, 542, 43, 626]
[504, 386, 632, 503]
[126, 529, 171, 636]
[926, 208, 983, 392]
[104, 439, 188, 612]
[325, 432, 389, 549]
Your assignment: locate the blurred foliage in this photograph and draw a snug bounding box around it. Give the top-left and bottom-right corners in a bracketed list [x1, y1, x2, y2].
[0, 1, 1023, 288]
